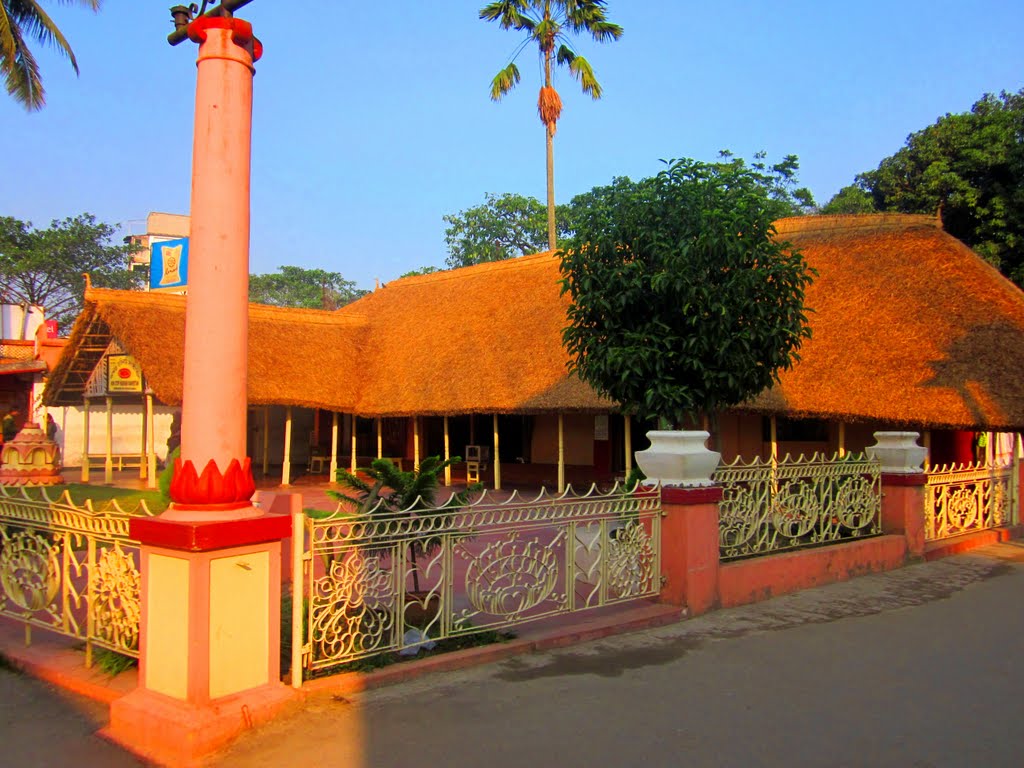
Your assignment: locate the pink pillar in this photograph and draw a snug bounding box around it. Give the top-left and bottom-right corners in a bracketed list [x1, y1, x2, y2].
[171, 15, 263, 518]
[658, 486, 722, 616]
[108, 17, 293, 766]
[879, 473, 927, 560]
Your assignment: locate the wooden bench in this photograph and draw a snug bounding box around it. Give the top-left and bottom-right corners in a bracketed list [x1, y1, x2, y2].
[86, 453, 145, 471]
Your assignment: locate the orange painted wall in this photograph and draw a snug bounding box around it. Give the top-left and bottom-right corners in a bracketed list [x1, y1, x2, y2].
[718, 535, 907, 608]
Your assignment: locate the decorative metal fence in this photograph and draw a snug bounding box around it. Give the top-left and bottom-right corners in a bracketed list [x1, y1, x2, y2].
[924, 460, 1017, 541]
[292, 484, 662, 679]
[715, 453, 882, 561]
[0, 485, 152, 665]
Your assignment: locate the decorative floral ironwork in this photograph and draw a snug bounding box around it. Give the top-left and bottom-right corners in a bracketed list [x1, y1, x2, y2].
[924, 460, 1015, 541]
[92, 545, 141, 653]
[715, 453, 882, 561]
[299, 484, 661, 671]
[0, 530, 60, 612]
[463, 532, 560, 617]
[0, 485, 151, 661]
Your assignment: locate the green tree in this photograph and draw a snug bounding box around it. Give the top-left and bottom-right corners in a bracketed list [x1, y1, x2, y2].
[820, 184, 876, 215]
[443, 192, 570, 267]
[837, 90, 1024, 284]
[559, 157, 815, 427]
[481, 0, 622, 251]
[444, 154, 814, 269]
[1, 0, 100, 111]
[248, 266, 366, 310]
[0, 213, 140, 331]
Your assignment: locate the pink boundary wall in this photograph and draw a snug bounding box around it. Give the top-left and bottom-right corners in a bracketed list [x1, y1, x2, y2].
[657, 471, 1020, 615]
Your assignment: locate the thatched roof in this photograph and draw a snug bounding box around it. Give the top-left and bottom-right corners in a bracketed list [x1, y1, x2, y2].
[43, 214, 1024, 429]
[337, 252, 610, 416]
[743, 214, 1024, 430]
[44, 289, 367, 409]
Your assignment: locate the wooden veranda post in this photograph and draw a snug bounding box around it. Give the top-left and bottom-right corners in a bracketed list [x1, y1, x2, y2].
[81, 397, 90, 482]
[104, 395, 113, 484]
[329, 411, 338, 483]
[493, 414, 501, 490]
[282, 406, 292, 486]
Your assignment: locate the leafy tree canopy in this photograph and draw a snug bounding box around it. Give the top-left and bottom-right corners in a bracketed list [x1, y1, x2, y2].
[249, 266, 366, 310]
[827, 90, 1024, 284]
[444, 153, 814, 269]
[444, 192, 571, 267]
[560, 156, 815, 426]
[0, 213, 141, 332]
[820, 184, 876, 215]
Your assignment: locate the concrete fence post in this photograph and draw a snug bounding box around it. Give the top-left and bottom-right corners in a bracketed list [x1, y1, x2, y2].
[658, 486, 723, 616]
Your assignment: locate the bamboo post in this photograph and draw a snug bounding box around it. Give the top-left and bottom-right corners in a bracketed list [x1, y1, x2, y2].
[443, 415, 451, 487]
[350, 415, 357, 473]
[261, 406, 270, 475]
[769, 415, 779, 464]
[624, 414, 633, 476]
[493, 414, 501, 491]
[146, 392, 157, 489]
[837, 421, 846, 458]
[140, 400, 148, 480]
[376, 417, 382, 459]
[329, 411, 338, 483]
[923, 430, 931, 471]
[281, 406, 292, 486]
[413, 416, 420, 472]
[81, 398, 90, 482]
[104, 396, 113, 485]
[557, 413, 565, 493]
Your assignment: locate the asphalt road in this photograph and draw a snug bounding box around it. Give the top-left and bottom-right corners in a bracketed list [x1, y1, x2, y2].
[4, 542, 1023, 768]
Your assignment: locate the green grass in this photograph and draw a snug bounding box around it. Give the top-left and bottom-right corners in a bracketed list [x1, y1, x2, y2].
[92, 647, 137, 676]
[11, 483, 168, 513]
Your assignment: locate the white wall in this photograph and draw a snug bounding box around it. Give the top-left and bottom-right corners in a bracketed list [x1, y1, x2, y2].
[46, 402, 176, 467]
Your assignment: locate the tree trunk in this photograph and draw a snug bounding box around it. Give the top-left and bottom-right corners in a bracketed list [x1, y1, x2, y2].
[546, 126, 556, 251]
[544, 39, 556, 252]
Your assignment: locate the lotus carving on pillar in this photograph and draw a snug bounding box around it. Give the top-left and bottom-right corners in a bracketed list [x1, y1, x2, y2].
[170, 456, 256, 508]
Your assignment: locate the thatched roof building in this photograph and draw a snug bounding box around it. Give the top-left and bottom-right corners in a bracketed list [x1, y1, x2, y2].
[43, 214, 1024, 431]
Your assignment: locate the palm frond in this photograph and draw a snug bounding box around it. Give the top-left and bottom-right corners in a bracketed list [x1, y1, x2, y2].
[568, 54, 602, 99]
[479, 1, 535, 31]
[555, 43, 575, 67]
[489, 61, 520, 101]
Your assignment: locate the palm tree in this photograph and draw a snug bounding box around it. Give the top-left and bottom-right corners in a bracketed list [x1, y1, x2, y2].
[481, 0, 622, 251]
[1, 0, 100, 111]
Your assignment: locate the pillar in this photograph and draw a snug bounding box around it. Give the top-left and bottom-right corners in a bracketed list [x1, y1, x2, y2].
[145, 392, 157, 489]
[104, 395, 114, 484]
[443, 415, 451, 487]
[493, 413, 501, 491]
[81, 398, 90, 482]
[557, 412, 565, 493]
[868, 431, 928, 559]
[261, 406, 270, 476]
[376, 417, 382, 460]
[109, 17, 293, 766]
[281, 406, 292, 486]
[350, 415, 357, 473]
[413, 416, 420, 472]
[659, 486, 722, 615]
[329, 411, 338, 483]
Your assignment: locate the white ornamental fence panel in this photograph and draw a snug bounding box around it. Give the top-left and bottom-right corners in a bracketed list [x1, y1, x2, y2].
[924, 460, 1016, 541]
[715, 452, 882, 561]
[291, 484, 661, 679]
[0, 485, 153, 665]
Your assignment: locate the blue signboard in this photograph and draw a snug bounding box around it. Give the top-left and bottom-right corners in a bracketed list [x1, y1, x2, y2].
[150, 238, 189, 292]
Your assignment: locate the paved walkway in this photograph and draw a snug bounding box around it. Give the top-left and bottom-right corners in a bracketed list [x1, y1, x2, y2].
[3, 541, 1024, 766]
[215, 541, 1024, 767]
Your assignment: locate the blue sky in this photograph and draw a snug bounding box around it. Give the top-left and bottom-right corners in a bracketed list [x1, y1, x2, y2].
[3, 1, 1023, 288]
